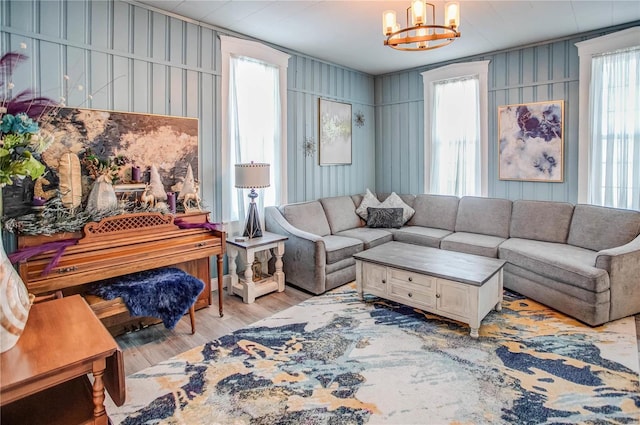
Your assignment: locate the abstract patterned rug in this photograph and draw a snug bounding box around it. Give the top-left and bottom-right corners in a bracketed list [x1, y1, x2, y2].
[107, 285, 640, 424]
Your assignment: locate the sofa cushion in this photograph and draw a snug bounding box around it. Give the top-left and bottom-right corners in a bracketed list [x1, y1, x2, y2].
[321, 235, 363, 264]
[455, 196, 512, 238]
[366, 207, 404, 229]
[441, 232, 506, 258]
[499, 238, 609, 293]
[319, 196, 362, 234]
[567, 204, 640, 252]
[280, 200, 330, 236]
[407, 194, 459, 231]
[510, 200, 574, 243]
[393, 226, 452, 248]
[335, 228, 393, 250]
[378, 192, 415, 224]
[355, 189, 380, 220]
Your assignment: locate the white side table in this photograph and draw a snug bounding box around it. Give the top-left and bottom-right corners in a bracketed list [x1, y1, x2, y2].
[226, 231, 288, 304]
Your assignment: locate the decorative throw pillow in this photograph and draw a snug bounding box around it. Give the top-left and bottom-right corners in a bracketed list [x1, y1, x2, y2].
[366, 207, 404, 229]
[379, 192, 415, 224]
[356, 188, 381, 220]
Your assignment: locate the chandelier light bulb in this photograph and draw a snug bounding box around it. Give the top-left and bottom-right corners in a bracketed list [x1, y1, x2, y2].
[382, 10, 397, 36]
[445, 2, 460, 28]
[411, 0, 427, 26]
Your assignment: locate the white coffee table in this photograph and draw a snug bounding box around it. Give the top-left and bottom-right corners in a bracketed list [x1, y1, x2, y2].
[354, 241, 505, 337]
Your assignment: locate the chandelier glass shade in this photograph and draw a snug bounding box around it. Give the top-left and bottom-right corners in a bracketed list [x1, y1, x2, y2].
[383, 1, 460, 51]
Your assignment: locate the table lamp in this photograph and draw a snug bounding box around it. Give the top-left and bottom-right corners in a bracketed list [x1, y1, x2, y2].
[235, 162, 270, 238]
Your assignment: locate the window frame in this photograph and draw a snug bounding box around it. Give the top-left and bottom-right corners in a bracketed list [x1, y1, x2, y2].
[575, 27, 640, 204]
[421, 60, 490, 196]
[220, 35, 290, 224]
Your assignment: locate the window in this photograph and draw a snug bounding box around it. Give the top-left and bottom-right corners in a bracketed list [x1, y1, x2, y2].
[589, 48, 640, 209]
[576, 27, 640, 209]
[220, 36, 290, 226]
[422, 61, 489, 197]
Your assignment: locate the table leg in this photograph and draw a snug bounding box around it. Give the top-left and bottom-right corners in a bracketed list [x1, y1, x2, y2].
[274, 241, 285, 292]
[243, 249, 256, 304]
[217, 254, 224, 317]
[92, 359, 109, 425]
[495, 270, 503, 312]
[227, 247, 238, 296]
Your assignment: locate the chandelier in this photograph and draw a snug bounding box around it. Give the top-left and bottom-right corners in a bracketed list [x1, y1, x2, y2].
[382, 1, 460, 51]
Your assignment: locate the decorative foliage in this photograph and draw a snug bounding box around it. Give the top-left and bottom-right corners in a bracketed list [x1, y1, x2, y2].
[302, 137, 316, 157]
[354, 110, 365, 127]
[0, 112, 53, 185]
[0, 49, 59, 187]
[3, 194, 165, 236]
[80, 148, 129, 183]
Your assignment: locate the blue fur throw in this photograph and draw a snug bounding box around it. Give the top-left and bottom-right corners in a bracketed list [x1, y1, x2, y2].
[89, 267, 205, 329]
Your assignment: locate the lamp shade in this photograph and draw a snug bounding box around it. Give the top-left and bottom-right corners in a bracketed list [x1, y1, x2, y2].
[235, 163, 270, 189]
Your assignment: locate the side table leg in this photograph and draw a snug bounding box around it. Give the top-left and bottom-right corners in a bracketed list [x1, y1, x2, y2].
[227, 247, 238, 296]
[217, 254, 224, 317]
[92, 359, 108, 425]
[495, 270, 503, 312]
[244, 249, 256, 304]
[274, 241, 285, 292]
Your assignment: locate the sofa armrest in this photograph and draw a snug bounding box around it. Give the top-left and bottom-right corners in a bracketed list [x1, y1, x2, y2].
[595, 234, 640, 321]
[265, 207, 328, 294]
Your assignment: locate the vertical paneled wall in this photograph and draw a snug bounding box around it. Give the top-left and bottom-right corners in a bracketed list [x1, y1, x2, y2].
[0, 0, 376, 224]
[374, 24, 636, 203]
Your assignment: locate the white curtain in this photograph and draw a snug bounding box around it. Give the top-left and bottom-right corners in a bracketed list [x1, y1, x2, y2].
[228, 56, 281, 224]
[588, 47, 640, 210]
[430, 77, 481, 196]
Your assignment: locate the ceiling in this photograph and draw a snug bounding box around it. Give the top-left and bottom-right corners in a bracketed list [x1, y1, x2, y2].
[134, 1, 640, 75]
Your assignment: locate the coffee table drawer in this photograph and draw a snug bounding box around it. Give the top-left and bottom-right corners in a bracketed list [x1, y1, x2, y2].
[389, 280, 436, 309]
[388, 268, 436, 289]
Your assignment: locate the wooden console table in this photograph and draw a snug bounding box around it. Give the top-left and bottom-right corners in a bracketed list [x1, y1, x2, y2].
[1, 295, 125, 425]
[15, 212, 226, 335]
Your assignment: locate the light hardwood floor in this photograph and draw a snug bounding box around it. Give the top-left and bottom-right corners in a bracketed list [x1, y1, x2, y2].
[117, 286, 312, 376]
[117, 288, 640, 377]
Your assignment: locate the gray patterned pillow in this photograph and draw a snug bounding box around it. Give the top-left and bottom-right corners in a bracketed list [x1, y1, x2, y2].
[367, 207, 404, 229]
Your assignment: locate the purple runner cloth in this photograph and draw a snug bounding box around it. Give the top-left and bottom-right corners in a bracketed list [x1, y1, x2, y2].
[174, 218, 221, 231]
[8, 239, 79, 276]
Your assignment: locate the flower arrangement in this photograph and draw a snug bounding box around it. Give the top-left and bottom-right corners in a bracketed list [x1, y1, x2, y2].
[1, 48, 58, 187]
[0, 111, 54, 186]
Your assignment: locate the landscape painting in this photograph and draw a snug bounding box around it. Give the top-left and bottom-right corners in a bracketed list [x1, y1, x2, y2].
[2, 108, 198, 217]
[498, 100, 564, 182]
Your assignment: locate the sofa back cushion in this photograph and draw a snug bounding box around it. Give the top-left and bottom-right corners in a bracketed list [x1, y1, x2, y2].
[320, 196, 362, 234]
[510, 200, 574, 243]
[455, 196, 512, 238]
[280, 200, 331, 236]
[407, 194, 459, 231]
[568, 204, 640, 251]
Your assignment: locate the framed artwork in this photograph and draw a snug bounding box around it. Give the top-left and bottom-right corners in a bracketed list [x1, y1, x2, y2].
[498, 100, 564, 182]
[319, 98, 352, 165]
[2, 107, 198, 217]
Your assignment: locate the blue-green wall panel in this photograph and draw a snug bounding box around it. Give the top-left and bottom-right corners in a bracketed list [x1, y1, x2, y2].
[1, 0, 375, 223]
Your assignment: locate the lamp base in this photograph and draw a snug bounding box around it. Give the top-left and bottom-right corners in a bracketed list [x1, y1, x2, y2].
[243, 200, 263, 239]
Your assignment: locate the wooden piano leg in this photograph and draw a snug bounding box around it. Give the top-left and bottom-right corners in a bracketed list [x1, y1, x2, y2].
[217, 254, 224, 317]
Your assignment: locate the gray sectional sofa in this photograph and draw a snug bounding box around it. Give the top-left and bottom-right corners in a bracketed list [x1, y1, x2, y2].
[264, 193, 640, 326]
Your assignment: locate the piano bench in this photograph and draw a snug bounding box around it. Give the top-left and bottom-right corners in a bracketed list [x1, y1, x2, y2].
[86, 267, 205, 335]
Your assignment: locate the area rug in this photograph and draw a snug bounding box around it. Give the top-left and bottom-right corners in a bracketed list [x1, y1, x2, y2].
[107, 285, 640, 424]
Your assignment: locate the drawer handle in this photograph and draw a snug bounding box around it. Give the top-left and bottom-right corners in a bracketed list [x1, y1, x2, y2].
[382, 279, 386, 284]
[57, 266, 77, 274]
[196, 242, 207, 247]
[408, 292, 413, 298]
[408, 277, 413, 282]
[436, 293, 441, 298]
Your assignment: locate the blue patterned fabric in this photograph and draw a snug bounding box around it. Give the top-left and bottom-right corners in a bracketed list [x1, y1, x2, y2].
[89, 267, 204, 329]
